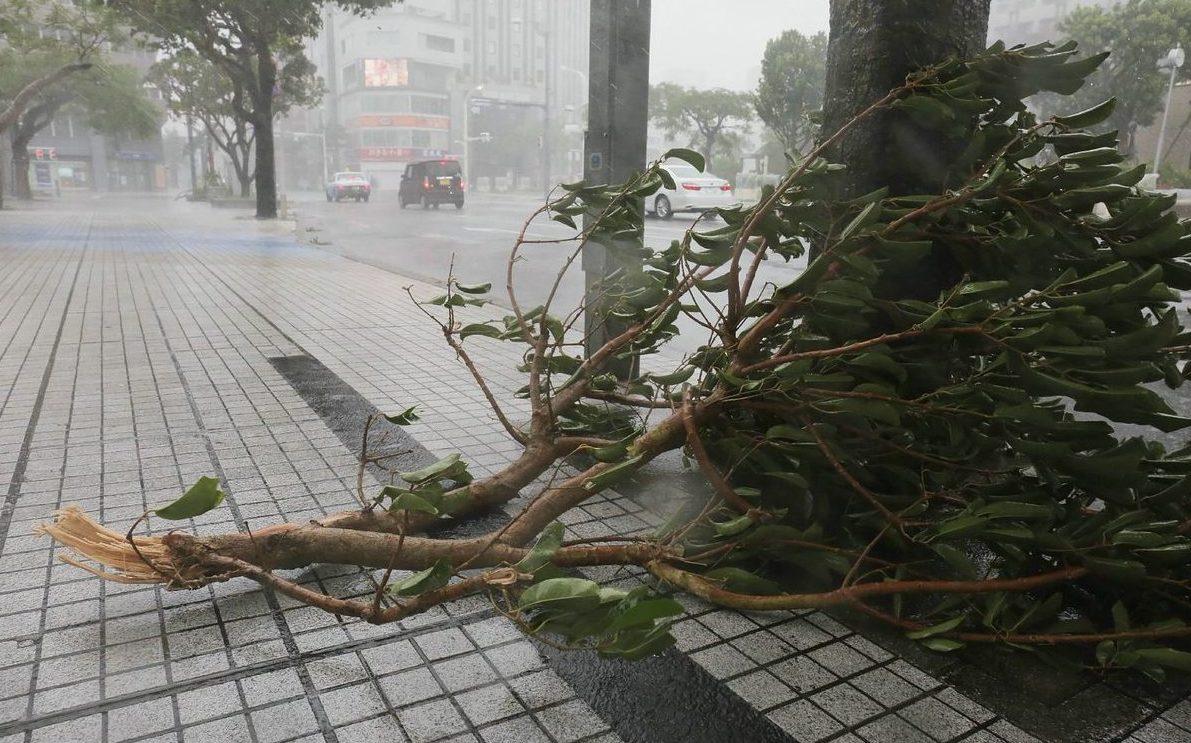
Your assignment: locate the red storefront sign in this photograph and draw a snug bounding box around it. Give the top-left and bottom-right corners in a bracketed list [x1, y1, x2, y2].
[33, 147, 57, 160]
[352, 115, 449, 129]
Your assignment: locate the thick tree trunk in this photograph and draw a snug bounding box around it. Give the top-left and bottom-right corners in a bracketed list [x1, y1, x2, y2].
[11, 126, 34, 201]
[253, 51, 278, 219]
[253, 111, 276, 217]
[818, 0, 990, 298]
[820, 0, 991, 199]
[11, 150, 30, 200]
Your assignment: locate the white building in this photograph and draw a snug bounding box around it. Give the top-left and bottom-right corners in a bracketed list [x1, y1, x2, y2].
[987, 0, 1120, 46]
[294, 0, 588, 190]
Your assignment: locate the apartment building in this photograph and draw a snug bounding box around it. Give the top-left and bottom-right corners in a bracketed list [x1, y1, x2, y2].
[987, 0, 1120, 46]
[298, 0, 588, 190]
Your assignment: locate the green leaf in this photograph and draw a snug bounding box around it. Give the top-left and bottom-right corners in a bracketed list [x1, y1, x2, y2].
[518, 577, 601, 610]
[1134, 648, 1191, 674]
[663, 147, 705, 172]
[401, 453, 465, 484]
[906, 615, 965, 639]
[606, 596, 684, 633]
[388, 559, 452, 597]
[383, 406, 421, 425]
[455, 281, 491, 294]
[1054, 97, 1116, 129]
[921, 638, 966, 652]
[386, 490, 440, 516]
[976, 501, 1052, 521]
[155, 477, 225, 520]
[583, 454, 644, 491]
[713, 514, 755, 538]
[460, 323, 503, 340]
[515, 522, 565, 573]
[646, 366, 695, 386]
[1083, 556, 1146, 582]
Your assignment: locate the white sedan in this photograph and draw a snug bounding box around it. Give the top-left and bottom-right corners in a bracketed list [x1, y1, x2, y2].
[650, 163, 737, 219]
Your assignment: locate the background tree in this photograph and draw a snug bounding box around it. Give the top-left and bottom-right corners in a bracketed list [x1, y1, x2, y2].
[7, 63, 159, 199]
[149, 49, 324, 198]
[107, 0, 389, 219]
[649, 83, 754, 175]
[1050, 0, 1191, 159]
[0, 0, 119, 206]
[754, 29, 828, 153]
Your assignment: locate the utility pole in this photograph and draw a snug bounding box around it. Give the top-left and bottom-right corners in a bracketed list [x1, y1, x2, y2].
[581, 0, 651, 373]
[185, 114, 197, 192]
[541, 2, 553, 196]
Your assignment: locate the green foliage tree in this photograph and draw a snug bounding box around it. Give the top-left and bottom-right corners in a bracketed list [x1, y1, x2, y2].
[107, 0, 388, 219]
[649, 82, 754, 176]
[7, 62, 160, 199]
[1046, 0, 1191, 159]
[149, 49, 323, 198]
[0, 0, 126, 205]
[41, 44, 1191, 678]
[754, 29, 828, 152]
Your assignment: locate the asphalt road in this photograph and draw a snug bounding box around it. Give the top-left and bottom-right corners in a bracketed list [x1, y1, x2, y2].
[289, 190, 808, 355]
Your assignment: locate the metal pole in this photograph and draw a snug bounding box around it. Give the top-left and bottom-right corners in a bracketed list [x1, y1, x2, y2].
[463, 91, 470, 189]
[581, 0, 651, 374]
[322, 132, 329, 184]
[541, 3, 553, 196]
[1155, 60, 1178, 172]
[185, 114, 197, 191]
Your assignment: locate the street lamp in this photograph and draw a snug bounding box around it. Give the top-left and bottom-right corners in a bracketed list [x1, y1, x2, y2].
[1154, 43, 1185, 174]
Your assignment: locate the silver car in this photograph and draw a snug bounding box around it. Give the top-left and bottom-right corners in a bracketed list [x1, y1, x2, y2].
[650, 163, 737, 219]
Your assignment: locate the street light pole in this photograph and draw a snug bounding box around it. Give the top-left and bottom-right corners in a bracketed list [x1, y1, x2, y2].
[1154, 43, 1185, 173]
[541, 3, 553, 196]
[581, 0, 651, 375]
[461, 85, 483, 189]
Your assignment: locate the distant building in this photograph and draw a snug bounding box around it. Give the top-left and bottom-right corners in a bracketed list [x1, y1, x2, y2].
[291, 0, 588, 191]
[987, 0, 1120, 46]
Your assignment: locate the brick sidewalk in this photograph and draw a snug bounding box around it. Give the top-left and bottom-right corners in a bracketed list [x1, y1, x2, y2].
[0, 200, 1184, 743]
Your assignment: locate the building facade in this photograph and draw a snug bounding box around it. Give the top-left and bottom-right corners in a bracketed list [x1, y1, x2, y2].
[294, 0, 588, 191]
[987, 0, 1120, 46]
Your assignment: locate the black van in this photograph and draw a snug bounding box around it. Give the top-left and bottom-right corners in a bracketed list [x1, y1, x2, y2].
[399, 159, 465, 209]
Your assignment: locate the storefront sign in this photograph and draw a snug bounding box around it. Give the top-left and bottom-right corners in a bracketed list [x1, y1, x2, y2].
[115, 151, 158, 161]
[352, 115, 449, 129]
[363, 59, 409, 87]
[357, 147, 452, 161]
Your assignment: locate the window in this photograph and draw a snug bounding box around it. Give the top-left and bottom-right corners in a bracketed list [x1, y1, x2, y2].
[409, 95, 449, 115]
[424, 34, 455, 52]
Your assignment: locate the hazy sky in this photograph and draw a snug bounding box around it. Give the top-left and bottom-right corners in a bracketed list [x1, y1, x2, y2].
[649, 0, 831, 91]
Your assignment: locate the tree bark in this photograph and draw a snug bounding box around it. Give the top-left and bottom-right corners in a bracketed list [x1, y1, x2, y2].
[11, 148, 30, 200]
[818, 0, 990, 298]
[252, 50, 278, 219]
[819, 0, 991, 199]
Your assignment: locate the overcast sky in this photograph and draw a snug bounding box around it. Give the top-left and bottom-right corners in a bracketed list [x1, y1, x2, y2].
[649, 0, 831, 91]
